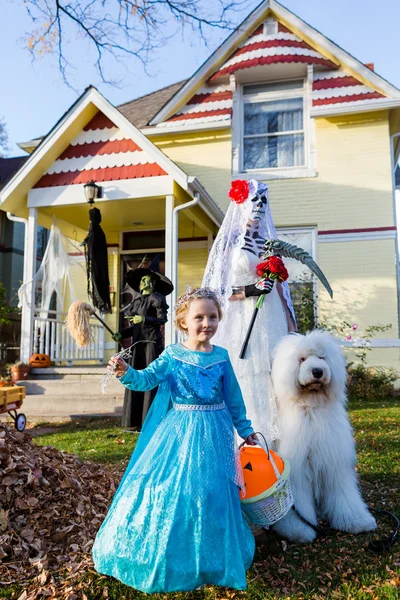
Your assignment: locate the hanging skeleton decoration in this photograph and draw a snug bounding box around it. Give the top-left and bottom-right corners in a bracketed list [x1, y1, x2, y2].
[82, 207, 112, 314]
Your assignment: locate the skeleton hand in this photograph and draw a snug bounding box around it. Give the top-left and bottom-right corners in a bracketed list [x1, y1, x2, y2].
[244, 279, 274, 297]
[129, 315, 145, 325]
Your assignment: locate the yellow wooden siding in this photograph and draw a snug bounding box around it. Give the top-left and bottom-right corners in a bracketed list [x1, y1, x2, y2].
[177, 248, 209, 297]
[155, 112, 395, 232]
[318, 238, 399, 368]
[154, 130, 232, 213]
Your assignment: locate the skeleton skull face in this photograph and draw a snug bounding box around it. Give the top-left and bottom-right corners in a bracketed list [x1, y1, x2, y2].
[248, 191, 268, 227]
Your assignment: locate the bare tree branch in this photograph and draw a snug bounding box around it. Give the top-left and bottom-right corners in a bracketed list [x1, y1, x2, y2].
[16, 0, 254, 86]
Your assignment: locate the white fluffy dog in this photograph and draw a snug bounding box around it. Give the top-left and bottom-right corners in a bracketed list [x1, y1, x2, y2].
[271, 330, 376, 543]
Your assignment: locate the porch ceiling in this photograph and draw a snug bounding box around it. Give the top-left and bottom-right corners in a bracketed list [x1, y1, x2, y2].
[39, 196, 213, 245]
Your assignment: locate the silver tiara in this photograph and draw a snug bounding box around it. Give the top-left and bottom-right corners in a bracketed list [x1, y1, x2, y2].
[174, 286, 223, 311]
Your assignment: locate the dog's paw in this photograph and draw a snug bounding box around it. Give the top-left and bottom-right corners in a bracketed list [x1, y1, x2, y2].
[273, 517, 317, 543]
[331, 512, 377, 533]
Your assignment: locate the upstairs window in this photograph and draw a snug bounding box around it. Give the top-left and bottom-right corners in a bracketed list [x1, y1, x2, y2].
[242, 80, 305, 172]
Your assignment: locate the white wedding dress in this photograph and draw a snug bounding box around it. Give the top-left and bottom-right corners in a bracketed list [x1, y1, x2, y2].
[212, 247, 289, 443]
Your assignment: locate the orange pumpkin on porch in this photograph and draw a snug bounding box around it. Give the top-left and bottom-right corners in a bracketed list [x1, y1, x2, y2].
[29, 354, 51, 368]
[239, 445, 285, 500]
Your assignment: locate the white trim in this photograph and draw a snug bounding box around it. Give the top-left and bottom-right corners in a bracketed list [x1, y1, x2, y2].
[311, 98, 400, 118]
[318, 230, 397, 243]
[231, 74, 241, 177]
[143, 121, 231, 136]
[20, 207, 38, 363]
[164, 194, 174, 346]
[27, 176, 174, 208]
[233, 166, 317, 180]
[340, 338, 400, 348]
[155, 114, 231, 129]
[149, 0, 400, 126]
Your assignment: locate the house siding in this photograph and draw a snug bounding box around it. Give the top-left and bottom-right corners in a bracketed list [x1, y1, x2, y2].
[154, 110, 399, 367]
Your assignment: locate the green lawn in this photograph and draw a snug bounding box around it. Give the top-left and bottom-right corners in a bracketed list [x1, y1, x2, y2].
[8, 399, 400, 600]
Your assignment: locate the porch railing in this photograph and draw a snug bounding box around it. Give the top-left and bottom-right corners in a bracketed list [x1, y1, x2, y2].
[33, 309, 105, 365]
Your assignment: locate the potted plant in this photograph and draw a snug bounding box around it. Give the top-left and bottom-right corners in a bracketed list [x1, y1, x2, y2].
[10, 361, 30, 382]
[0, 375, 13, 388]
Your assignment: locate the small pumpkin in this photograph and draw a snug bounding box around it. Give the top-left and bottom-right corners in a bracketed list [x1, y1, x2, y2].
[29, 353, 51, 368]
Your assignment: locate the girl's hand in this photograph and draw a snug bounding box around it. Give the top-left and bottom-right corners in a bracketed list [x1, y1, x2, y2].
[244, 433, 258, 446]
[108, 355, 128, 377]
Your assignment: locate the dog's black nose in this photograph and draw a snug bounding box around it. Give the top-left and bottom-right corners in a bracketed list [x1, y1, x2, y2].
[312, 368, 323, 379]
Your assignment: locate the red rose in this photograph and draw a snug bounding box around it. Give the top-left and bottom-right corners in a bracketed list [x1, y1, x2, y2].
[266, 256, 289, 282]
[228, 179, 249, 204]
[256, 256, 289, 282]
[256, 261, 270, 278]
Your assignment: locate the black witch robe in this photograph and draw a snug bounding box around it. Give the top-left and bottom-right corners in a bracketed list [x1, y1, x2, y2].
[120, 292, 168, 429]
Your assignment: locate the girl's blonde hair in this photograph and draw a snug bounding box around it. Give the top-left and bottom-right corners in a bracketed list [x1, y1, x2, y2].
[174, 287, 223, 332]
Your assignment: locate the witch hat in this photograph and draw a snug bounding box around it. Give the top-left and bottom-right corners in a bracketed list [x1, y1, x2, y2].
[125, 254, 174, 296]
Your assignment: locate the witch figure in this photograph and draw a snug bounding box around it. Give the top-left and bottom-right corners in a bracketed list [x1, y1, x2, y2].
[202, 179, 297, 444]
[119, 257, 173, 429]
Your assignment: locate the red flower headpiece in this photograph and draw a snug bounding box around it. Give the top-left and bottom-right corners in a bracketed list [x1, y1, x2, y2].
[228, 179, 249, 204]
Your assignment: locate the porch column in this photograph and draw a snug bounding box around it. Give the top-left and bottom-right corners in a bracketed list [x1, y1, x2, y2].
[164, 194, 174, 346]
[20, 207, 38, 363]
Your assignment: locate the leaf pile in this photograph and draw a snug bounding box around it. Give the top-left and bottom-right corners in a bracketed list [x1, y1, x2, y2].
[0, 424, 120, 598]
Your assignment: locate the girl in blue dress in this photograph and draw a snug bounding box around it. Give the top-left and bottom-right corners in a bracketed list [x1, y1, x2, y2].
[92, 287, 257, 593]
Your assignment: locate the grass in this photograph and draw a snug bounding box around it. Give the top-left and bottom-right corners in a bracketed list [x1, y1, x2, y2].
[31, 417, 139, 465]
[16, 399, 400, 599]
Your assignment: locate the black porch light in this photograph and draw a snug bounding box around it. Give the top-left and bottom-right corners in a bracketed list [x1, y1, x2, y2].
[84, 180, 102, 204]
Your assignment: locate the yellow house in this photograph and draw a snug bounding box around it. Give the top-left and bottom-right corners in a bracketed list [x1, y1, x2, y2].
[1, 0, 400, 370]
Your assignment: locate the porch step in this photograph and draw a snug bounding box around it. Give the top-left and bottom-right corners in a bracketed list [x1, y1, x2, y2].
[1, 394, 123, 420]
[21, 366, 124, 397]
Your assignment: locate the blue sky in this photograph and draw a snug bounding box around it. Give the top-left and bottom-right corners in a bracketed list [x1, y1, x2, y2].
[2, 0, 399, 156]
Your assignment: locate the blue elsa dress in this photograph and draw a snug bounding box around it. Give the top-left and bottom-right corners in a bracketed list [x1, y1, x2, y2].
[92, 343, 255, 593]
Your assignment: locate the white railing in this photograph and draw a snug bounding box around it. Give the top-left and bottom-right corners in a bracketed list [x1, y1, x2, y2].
[33, 309, 105, 365]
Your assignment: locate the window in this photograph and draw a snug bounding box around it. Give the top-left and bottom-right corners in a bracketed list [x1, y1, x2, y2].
[241, 80, 306, 172]
[277, 227, 317, 333]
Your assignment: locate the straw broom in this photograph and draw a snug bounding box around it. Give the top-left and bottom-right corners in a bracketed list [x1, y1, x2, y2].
[65, 300, 118, 348]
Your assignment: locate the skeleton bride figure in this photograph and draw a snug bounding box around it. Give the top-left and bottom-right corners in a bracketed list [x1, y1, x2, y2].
[202, 179, 296, 443]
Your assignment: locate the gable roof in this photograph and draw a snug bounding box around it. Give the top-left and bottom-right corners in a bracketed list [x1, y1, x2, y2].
[150, 0, 400, 125]
[0, 86, 224, 225]
[34, 109, 168, 189]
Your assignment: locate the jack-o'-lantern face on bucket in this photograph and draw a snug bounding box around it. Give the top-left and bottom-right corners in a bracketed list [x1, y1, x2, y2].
[239, 445, 285, 499]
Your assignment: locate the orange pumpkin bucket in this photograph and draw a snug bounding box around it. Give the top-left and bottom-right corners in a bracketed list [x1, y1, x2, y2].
[239, 434, 294, 528]
[239, 446, 284, 500]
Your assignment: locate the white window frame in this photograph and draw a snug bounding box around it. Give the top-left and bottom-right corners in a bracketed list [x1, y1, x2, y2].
[231, 67, 316, 180]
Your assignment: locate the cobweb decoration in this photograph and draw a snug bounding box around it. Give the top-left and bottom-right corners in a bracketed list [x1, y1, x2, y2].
[100, 340, 156, 395]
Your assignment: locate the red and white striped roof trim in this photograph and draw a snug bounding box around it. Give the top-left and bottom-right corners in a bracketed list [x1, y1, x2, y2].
[35, 111, 167, 187]
[209, 21, 337, 81]
[312, 69, 386, 108]
[156, 83, 232, 128]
